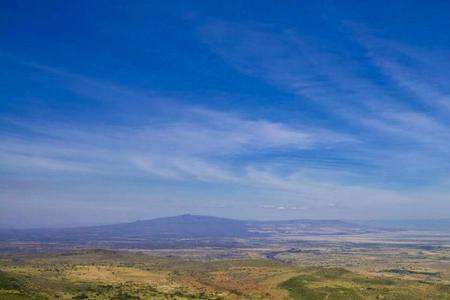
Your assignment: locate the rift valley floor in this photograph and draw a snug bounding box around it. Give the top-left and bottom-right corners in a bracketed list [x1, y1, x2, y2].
[1, 215, 450, 299]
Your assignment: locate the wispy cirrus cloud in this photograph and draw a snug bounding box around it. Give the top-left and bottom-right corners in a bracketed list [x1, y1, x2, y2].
[3, 17, 450, 225]
[198, 20, 450, 186]
[0, 57, 355, 185]
[2, 40, 449, 206]
[361, 37, 450, 111]
[4, 2, 450, 227]
[1, 104, 352, 179]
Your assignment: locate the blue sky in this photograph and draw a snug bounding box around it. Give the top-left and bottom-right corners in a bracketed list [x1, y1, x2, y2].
[2, 1, 450, 227]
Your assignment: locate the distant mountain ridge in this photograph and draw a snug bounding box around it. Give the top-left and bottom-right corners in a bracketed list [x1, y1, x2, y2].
[87, 214, 251, 238]
[1, 215, 450, 255]
[0, 214, 371, 244]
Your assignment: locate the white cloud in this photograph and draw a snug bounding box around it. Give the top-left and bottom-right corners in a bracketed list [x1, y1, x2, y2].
[4, 33, 450, 222]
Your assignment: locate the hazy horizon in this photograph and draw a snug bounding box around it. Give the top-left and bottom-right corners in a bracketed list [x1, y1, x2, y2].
[3, 213, 450, 230]
[2, 1, 450, 227]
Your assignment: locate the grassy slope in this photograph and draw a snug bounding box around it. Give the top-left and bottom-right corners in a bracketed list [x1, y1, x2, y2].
[279, 267, 450, 300]
[1, 250, 449, 299]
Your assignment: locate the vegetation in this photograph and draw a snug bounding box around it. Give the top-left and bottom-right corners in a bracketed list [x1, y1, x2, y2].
[280, 267, 450, 299]
[0, 249, 449, 299]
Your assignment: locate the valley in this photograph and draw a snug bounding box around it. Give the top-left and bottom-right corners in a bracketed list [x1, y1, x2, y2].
[1, 215, 450, 299]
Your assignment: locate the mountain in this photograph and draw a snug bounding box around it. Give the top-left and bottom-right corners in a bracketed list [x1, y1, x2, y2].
[0, 215, 374, 250]
[88, 214, 252, 238]
[0, 214, 252, 242]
